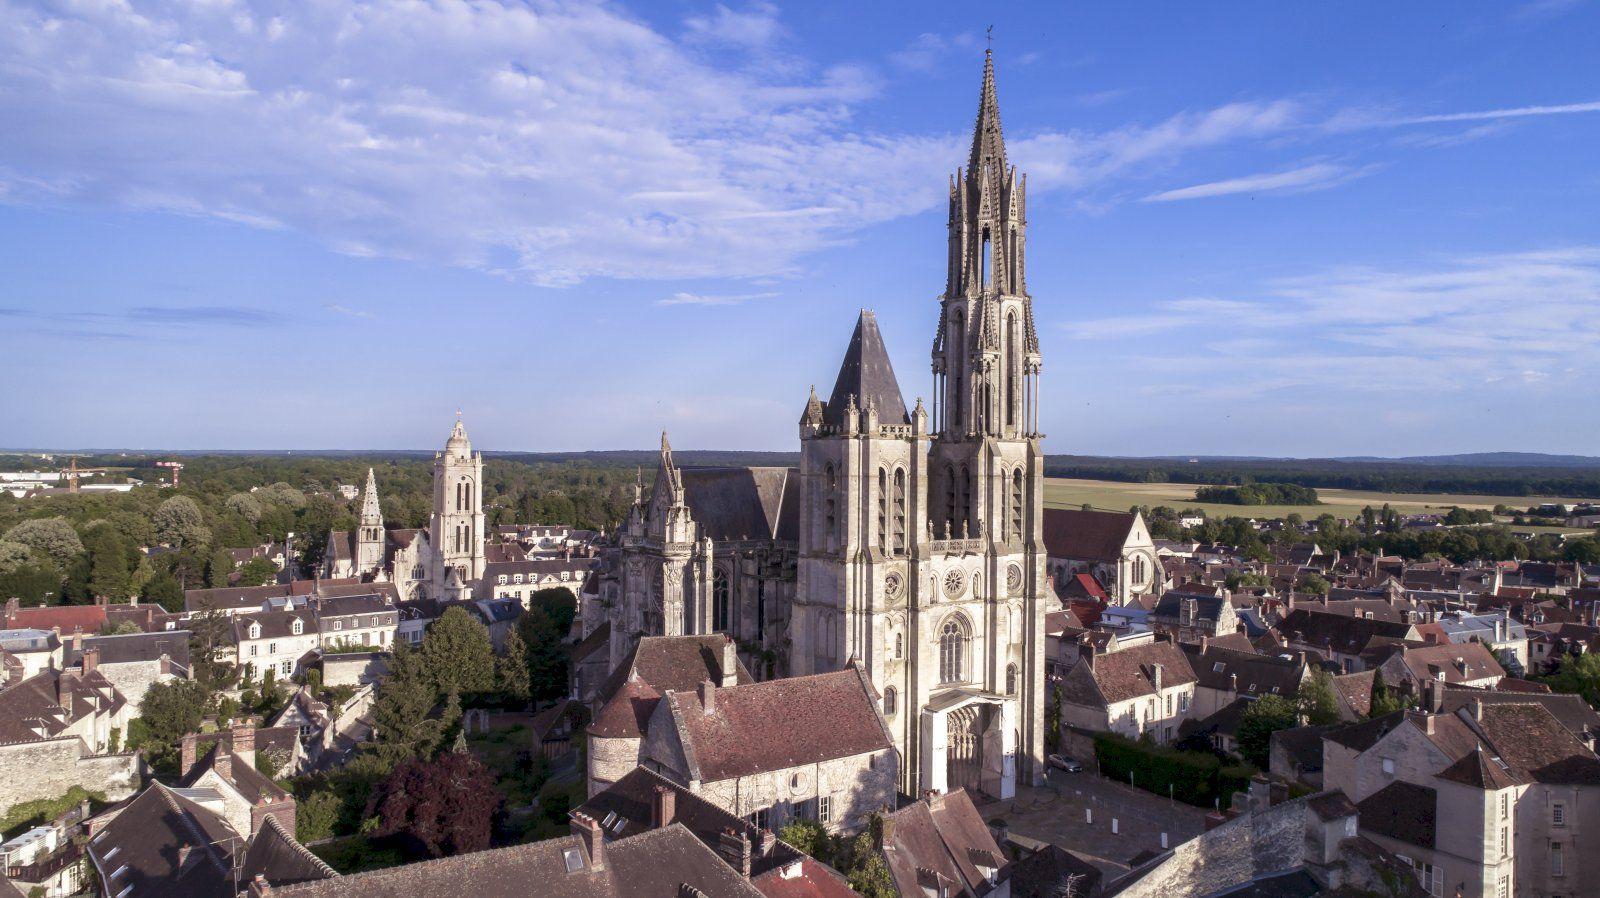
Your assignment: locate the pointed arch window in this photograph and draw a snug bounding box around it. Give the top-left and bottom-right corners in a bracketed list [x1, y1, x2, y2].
[824, 463, 837, 550]
[892, 468, 907, 554]
[884, 686, 898, 717]
[1005, 311, 1019, 428]
[958, 465, 972, 536]
[713, 567, 731, 632]
[981, 227, 992, 290]
[877, 467, 889, 554]
[944, 465, 958, 537]
[291, 618, 303, 636]
[1005, 662, 1018, 696]
[1010, 468, 1023, 543]
[939, 617, 969, 684]
[951, 310, 965, 429]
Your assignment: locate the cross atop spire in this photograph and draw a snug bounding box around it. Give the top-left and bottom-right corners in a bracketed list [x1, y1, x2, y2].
[968, 48, 1007, 177]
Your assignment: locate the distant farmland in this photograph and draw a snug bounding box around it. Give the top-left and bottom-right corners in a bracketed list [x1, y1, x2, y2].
[1044, 477, 1596, 522]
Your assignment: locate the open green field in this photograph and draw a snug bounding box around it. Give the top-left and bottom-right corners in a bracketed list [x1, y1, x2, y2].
[1045, 477, 1598, 522]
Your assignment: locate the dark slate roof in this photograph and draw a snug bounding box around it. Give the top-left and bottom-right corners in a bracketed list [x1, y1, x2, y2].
[1042, 508, 1136, 562]
[1151, 591, 1229, 623]
[1277, 608, 1416, 654]
[271, 823, 766, 898]
[1322, 711, 1408, 753]
[574, 767, 801, 877]
[186, 583, 294, 614]
[664, 668, 892, 782]
[312, 593, 393, 619]
[1358, 781, 1438, 849]
[239, 815, 336, 888]
[1181, 644, 1304, 698]
[67, 631, 191, 669]
[86, 783, 237, 898]
[1271, 725, 1334, 774]
[1436, 745, 1522, 790]
[679, 467, 799, 542]
[1009, 844, 1102, 898]
[1209, 869, 1324, 898]
[823, 310, 909, 427]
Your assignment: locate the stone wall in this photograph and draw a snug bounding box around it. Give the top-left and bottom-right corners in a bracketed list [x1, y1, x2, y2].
[692, 748, 898, 835]
[1115, 798, 1311, 898]
[97, 659, 172, 712]
[588, 734, 642, 797]
[0, 738, 141, 817]
[322, 652, 389, 687]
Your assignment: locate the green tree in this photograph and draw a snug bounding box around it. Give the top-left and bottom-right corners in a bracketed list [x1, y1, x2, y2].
[0, 540, 43, 575]
[225, 492, 264, 523]
[1545, 653, 1600, 708]
[1297, 667, 1341, 726]
[777, 818, 831, 861]
[497, 625, 531, 706]
[419, 607, 495, 700]
[206, 548, 237, 588]
[1299, 573, 1330, 596]
[3, 518, 84, 570]
[153, 496, 211, 549]
[1368, 670, 1404, 717]
[135, 679, 212, 774]
[369, 643, 446, 764]
[1235, 694, 1297, 768]
[141, 570, 184, 613]
[235, 556, 278, 587]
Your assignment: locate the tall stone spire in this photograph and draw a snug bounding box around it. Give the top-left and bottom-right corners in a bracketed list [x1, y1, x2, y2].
[360, 467, 382, 522]
[825, 310, 909, 428]
[968, 49, 1007, 177]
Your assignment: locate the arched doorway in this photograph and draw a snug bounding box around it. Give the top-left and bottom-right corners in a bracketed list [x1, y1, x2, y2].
[947, 704, 987, 797]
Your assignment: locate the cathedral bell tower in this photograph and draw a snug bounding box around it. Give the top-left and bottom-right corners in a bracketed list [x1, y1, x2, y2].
[355, 467, 386, 577]
[430, 415, 485, 598]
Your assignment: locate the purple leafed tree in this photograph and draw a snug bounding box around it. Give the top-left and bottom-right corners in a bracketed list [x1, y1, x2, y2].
[375, 751, 501, 858]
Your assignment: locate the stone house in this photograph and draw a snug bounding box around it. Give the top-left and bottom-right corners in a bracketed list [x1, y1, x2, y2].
[179, 722, 297, 840]
[0, 628, 61, 680]
[639, 666, 897, 834]
[1276, 608, 1420, 673]
[1148, 589, 1241, 644]
[232, 608, 320, 682]
[1323, 684, 1600, 898]
[1043, 508, 1161, 607]
[878, 789, 1010, 897]
[586, 633, 754, 797]
[63, 630, 190, 711]
[1180, 641, 1309, 717]
[310, 593, 398, 652]
[1058, 639, 1199, 744]
[0, 655, 142, 819]
[481, 555, 595, 608]
[1377, 642, 1505, 695]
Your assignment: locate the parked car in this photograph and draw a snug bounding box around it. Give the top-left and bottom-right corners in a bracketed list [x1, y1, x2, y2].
[1047, 754, 1083, 773]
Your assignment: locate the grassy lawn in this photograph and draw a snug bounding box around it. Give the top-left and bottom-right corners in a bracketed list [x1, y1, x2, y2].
[1045, 477, 1596, 520]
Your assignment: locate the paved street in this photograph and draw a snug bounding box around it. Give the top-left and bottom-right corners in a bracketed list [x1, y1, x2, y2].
[978, 772, 1209, 877]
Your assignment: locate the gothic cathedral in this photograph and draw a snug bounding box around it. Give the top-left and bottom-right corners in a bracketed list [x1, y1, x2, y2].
[594, 53, 1047, 798]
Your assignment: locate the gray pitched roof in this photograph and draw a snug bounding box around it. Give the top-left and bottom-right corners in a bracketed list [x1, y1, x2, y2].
[823, 310, 908, 427]
[679, 467, 799, 542]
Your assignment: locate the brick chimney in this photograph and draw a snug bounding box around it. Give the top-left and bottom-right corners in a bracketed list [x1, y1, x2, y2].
[652, 784, 676, 829]
[180, 733, 199, 777]
[718, 827, 752, 877]
[720, 637, 738, 688]
[213, 739, 232, 781]
[81, 647, 99, 675]
[699, 679, 716, 715]
[1150, 662, 1164, 695]
[1425, 678, 1445, 713]
[231, 720, 256, 768]
[572, 812, 606, 871]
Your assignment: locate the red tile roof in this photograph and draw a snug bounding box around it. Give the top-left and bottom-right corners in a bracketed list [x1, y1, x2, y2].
[1042, 508, 1136, 562]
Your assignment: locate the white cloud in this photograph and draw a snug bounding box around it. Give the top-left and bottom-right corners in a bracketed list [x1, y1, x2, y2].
[326, 304, 375, 319]
[656, 291, 778, 306]
[684, 2, 784, 49]
[1064, 248, 1600, 397]
[1140, 162, 1378, 202]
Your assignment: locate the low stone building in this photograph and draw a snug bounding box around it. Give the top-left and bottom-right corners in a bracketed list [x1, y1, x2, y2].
[1149, 589, 1241, 644]
[1058, 639, 1199, 744]
[0, 654, 142, 818]
[640, 666, 897, 834]
[63, 630, 191, 711]
[586, 633, 753, 796]
[178, 722, 297, 840]
[1377, 641, 1505, 694]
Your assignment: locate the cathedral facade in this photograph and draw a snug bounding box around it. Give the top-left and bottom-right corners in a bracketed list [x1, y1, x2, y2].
[591, 52, 1048, 799]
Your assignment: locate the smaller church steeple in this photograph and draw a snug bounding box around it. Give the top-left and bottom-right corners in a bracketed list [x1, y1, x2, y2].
[355, 467, 385, 576]
[361, 467, 382, 522]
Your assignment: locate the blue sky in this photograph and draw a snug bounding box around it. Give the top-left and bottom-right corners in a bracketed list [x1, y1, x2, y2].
[2, 0, 1598, 455]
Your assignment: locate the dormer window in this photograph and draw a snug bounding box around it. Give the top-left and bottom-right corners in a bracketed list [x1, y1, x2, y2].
[291, 618, 304, 636]
[248, 622, 261, 640]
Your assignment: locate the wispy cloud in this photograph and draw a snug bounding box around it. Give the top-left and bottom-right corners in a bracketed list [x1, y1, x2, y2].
[1141, 162, 1378, 202]
[656, 291, 779, 307]
[1393, 100, 1600, 126]
[1511, 0, 1587, 20]
[1063, 248, 1600, 398]
[326, 304, 375, 319]
[0, 304, 281, 338]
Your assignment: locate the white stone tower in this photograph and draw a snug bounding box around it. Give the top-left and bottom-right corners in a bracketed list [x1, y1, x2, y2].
[355, 467, 386, 577]
[922, 49, 1048, 798]
[794, 310, 930, 791]
[430, 416, 485, 598]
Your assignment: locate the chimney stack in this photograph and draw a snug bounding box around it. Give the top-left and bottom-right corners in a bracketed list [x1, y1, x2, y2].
[1426, 678, 1445, 714]
[720, 637, 738, 688]
[652, 784, 676, 829]
[1150, 662, 1164, 695]
[81, 647, 99, 675]
[718, 828, 752, 877]
[699, 679, 716, 715]
[180, 733, 199, 777]
[214, 739, 233, 781]
[232, 720, 256, 767]
[759, 828, 777, 856]
[572, 812, 606, 871]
